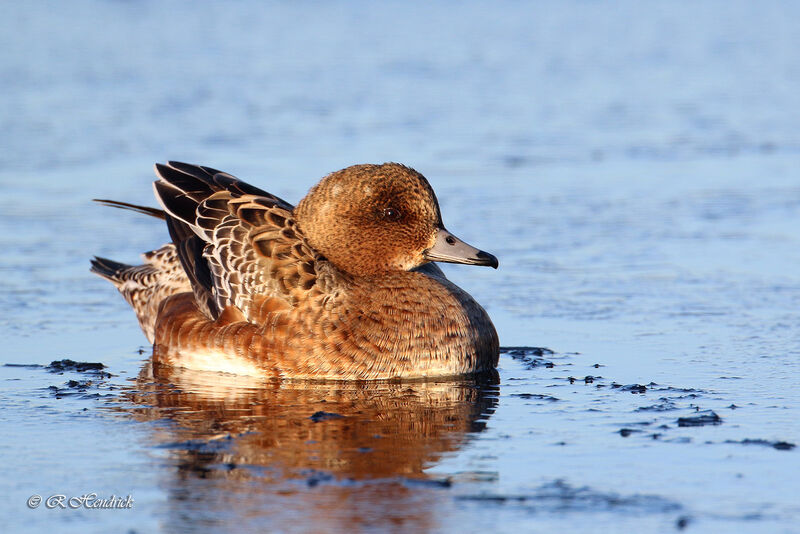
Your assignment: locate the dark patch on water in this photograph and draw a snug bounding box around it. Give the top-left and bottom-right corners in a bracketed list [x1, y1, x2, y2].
[46, 359, 111, 378]
[500, 347, 555, 357]
[510, 393, 560, 402]
[302, 469, 335, 488]
[456, 479, 682, 514]
[3, 363, 44, 369]
[611, 383, 648, 393]
[677, 410, 722, 427]
[47, 383, 100, 399]
[309, 411, 345, 422]
[41, 362, 116, 399]
[294, 469, 454, 490]
[501, 346, 556, 369]
[6, 360, 110, 376]
[156, 435, 236, 453]
[725, 439, 795, 451]
[568, 375, 602, 384]
[403, 477, 453, 489]
[46, 378, 105, 400]
[636, 398, 679, 412]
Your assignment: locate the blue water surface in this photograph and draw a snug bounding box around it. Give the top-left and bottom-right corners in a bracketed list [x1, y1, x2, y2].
[1, 1, 799, 533]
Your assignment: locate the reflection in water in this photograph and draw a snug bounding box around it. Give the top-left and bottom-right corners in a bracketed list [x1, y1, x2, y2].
[118, 362, 499, 532]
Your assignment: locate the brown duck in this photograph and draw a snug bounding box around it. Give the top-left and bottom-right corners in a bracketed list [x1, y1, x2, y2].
[92, 162, 499, 379]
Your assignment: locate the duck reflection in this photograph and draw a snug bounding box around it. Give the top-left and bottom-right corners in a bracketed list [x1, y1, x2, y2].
[122, 362, 498, 532]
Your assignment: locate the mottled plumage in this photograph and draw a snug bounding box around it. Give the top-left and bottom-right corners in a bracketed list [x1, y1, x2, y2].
[92, 162, 499, 380]
[91, 244, 191, 342]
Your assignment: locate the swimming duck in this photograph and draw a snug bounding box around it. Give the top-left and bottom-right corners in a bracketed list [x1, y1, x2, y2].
[92, 162, 499, 380]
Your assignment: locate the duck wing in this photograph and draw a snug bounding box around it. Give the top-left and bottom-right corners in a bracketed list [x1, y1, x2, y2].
[153, 161, 325, 323]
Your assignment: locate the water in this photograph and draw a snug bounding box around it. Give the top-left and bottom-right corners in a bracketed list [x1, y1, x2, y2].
[2, 1, 800, 532]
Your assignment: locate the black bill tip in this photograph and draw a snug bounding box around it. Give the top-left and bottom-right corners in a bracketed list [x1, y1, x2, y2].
[475, 250, 499, 269]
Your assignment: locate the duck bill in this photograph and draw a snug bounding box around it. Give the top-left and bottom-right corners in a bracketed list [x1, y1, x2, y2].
[424, 228, 499, 269]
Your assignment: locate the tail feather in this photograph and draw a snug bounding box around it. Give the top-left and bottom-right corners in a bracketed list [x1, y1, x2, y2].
[90, 256, 131, 284]
[90, 245, 192, 343]
[93, 199, 166, 220]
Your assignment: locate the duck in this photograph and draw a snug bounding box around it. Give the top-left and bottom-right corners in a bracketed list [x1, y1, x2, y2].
[91, 162, 499, 380]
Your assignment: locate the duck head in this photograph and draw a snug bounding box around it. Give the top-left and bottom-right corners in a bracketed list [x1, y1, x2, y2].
[295, 163, 498, 277]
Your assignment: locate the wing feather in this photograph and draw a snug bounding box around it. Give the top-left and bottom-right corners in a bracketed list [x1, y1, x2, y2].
[152, 161, 331, 323]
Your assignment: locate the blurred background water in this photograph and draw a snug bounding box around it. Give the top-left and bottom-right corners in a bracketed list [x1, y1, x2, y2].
[1, 1, 799, 533]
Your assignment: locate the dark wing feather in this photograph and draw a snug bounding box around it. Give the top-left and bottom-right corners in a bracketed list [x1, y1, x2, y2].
[153, 162, 323, 322]
[165, 215, 218, 319]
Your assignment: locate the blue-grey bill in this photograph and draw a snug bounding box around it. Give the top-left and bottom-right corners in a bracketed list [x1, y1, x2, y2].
[424, 228, 499, 269]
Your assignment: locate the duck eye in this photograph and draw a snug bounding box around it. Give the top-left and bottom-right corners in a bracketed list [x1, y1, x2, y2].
[382, 207, 401, 221]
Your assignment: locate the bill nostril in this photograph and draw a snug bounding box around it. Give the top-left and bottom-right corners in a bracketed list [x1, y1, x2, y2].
[445, 236, 456, 245]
